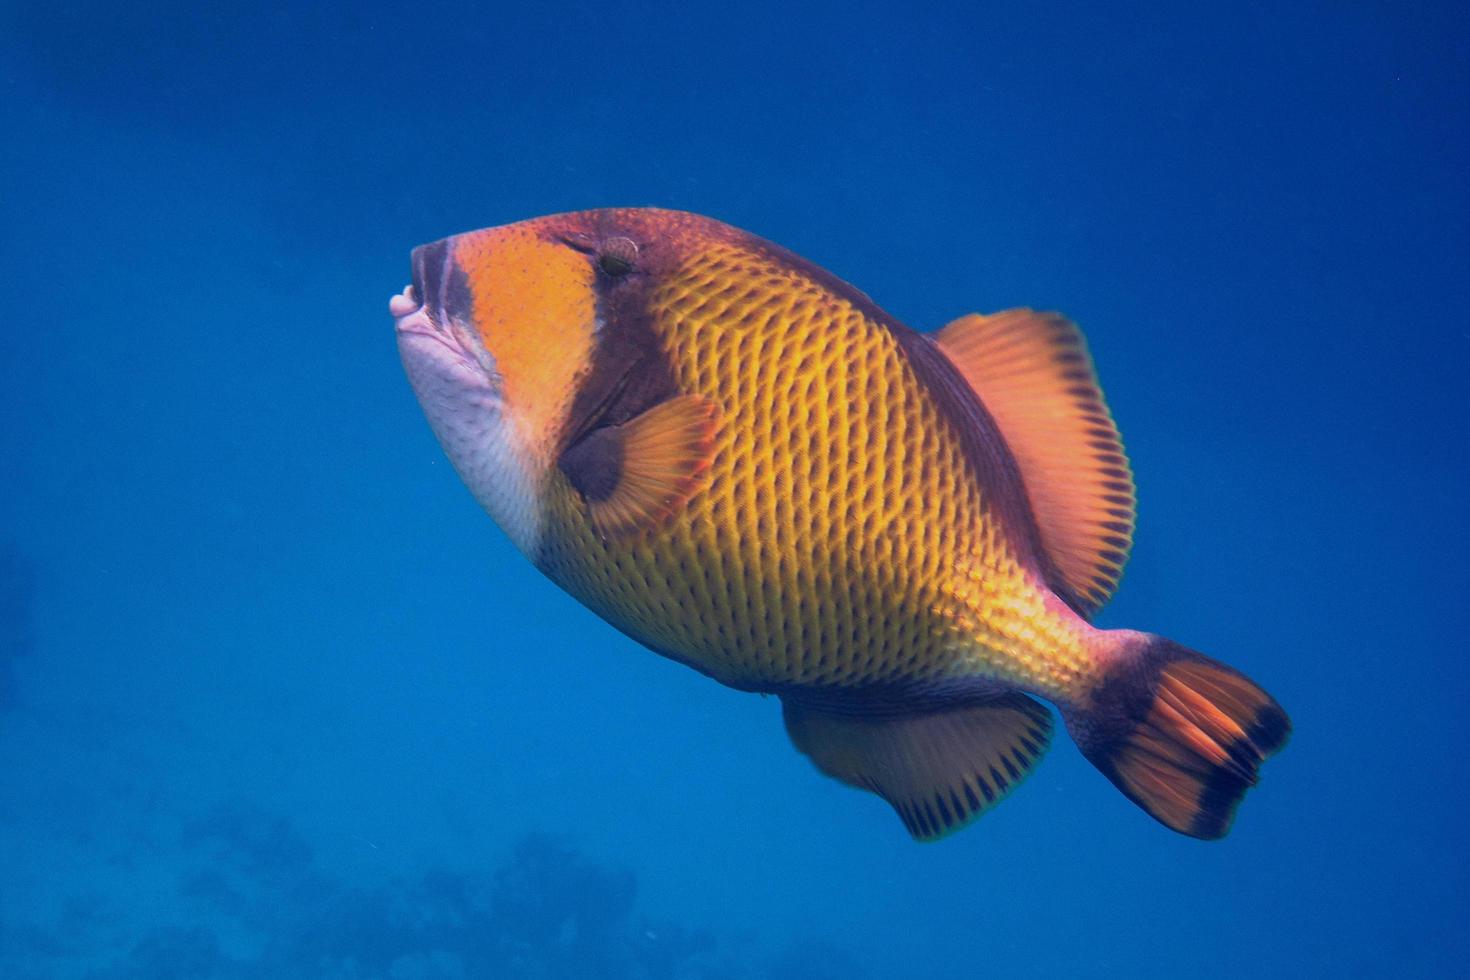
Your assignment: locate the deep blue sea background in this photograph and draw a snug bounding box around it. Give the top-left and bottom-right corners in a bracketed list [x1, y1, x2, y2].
[2, 3, 1466, 977]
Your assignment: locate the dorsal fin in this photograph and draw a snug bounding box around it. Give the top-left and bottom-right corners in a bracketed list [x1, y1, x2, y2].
[935, 309, 1135, 615]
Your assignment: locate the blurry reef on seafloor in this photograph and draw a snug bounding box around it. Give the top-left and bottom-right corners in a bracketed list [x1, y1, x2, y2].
[2, 798, 866, 979]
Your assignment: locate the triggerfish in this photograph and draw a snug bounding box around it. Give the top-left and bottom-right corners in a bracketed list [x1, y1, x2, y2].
[392, 208, 1290, 841]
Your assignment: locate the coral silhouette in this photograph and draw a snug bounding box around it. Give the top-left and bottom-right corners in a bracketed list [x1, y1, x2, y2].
[0, 799, 861, 978]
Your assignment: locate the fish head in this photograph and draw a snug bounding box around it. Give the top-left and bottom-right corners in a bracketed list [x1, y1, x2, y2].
[393, 215, 603, 555]
[393, 209, 729, 555]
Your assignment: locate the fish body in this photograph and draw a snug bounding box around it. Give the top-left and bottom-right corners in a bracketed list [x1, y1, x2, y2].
[394, 209, 1289, 840]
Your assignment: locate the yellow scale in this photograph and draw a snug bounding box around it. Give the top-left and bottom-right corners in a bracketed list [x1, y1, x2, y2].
[537, 240, 1093, 703]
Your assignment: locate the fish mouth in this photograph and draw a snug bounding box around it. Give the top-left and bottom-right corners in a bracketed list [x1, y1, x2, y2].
[391, 240, 445, 328]
[390, 243, 429, 331]
[392, 238, 474, 334]
[392, 241, 444, 339]
[393, 240, 499, 382]
[391, 282, 438, 345]
[389, 283, 421, 320]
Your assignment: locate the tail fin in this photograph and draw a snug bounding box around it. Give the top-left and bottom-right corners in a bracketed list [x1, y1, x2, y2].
[1067, 633, 1290, 839]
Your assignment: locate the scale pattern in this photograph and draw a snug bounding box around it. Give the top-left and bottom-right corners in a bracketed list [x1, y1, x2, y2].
[535, 238, 1094, 702]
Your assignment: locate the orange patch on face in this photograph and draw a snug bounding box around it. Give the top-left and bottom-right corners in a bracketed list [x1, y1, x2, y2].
[450, 222, 599, 452]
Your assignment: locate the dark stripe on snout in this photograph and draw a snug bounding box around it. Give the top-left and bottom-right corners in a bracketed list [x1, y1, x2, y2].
[411, 239, 475, 324]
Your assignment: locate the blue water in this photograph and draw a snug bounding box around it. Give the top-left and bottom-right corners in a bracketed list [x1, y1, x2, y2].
[2, 3, 1466, 977]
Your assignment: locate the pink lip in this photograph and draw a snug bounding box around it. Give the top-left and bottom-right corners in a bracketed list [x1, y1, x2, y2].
[389, 285, 421, 319]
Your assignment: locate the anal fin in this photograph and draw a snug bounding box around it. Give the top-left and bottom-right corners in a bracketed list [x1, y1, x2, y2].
[782, 692, 1054, 841]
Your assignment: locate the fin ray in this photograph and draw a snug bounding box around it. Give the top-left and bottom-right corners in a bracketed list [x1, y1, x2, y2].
[782, 692, 1054, 841]
[1067, 634, 1291, 839]
[559, 394, 719, 538]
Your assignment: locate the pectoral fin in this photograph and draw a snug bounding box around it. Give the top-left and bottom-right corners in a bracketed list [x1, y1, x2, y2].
[558, 394, 720, 538]
[782, 693, 1053, 841]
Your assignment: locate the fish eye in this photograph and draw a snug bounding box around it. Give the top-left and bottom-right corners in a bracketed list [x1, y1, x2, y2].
[596, 237, 639, 277]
